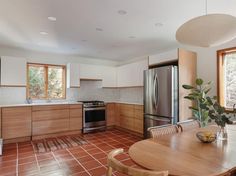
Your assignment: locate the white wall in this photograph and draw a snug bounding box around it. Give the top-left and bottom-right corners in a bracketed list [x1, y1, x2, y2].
[180, 38, 236, 97]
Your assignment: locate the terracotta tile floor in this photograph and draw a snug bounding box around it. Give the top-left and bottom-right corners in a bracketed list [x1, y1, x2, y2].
[0, 129, 142, 176]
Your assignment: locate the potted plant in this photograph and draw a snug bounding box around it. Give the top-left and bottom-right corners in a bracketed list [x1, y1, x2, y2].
[207, 97, 233, 140]
[183, 78, 233, 140]
[182, 78, 212, 127]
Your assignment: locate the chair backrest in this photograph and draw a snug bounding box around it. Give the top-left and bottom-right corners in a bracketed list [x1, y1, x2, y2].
[107, 148, 168, 176]
[147, 125, 179, 139]
[177, 119, 200, 132]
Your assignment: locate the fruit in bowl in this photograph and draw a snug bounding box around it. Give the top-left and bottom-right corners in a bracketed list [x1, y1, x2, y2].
[196, 131, 216, 143]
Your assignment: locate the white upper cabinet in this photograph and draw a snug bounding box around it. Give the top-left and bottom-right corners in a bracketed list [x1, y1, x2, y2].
[149, 49, 178, 65]
[80, 64, 117, 87]
[117, 59, 148, 87]
[101, 66, 117, 87]
[67, 63, 80, 88]
[79, 64, 103, 80]
[1, 56, 27, 86]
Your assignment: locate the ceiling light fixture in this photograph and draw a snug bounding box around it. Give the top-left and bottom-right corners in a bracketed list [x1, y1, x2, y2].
[82, 39, 87, 42]
[129, 36, 136, 39]
[176, 0, 236, 47]
[118, 10, 127, 15]
[96, 28, 103, 31]
[40, 31, 48, 35]
[155, 23, 163, 27]
[48, 16, 57, 21]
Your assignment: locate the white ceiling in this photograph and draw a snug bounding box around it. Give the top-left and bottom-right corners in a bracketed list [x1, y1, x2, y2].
[0, 0, 236, 61]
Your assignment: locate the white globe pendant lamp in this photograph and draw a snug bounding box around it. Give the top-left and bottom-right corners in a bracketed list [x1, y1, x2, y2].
[176, 1, 236, 47]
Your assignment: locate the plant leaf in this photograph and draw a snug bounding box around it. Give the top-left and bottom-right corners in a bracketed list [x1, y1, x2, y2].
[182, 85, 194, 89]
[196, 78, 203, 85]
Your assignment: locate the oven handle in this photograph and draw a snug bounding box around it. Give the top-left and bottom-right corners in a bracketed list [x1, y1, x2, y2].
[84, 107, 106, 111]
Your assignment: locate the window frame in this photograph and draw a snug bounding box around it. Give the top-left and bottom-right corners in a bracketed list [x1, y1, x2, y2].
[27, 63, 66, 100]
[217, 47, 236, 112]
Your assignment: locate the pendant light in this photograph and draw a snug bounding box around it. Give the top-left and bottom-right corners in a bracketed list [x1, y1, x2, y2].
[176, 0, 236, 47]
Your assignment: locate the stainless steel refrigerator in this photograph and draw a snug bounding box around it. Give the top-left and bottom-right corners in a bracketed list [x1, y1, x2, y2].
[144, 65, 178, 138]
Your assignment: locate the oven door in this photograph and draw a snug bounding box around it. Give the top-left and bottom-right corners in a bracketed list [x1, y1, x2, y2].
[83, 107, 106, 128]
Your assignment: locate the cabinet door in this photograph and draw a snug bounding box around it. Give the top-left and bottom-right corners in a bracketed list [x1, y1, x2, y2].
[80, 64, 103, 80]
[148, 49, 178, 66]
[32, 119, 69, 135]
[117, 59, 148, 87]
[1, 56, 27, 86]
[134, 105, 144, 134]
[106, 103, 116, 126]
[69, 105, 82, 131]
[32, 105, 70, 135]
[178, 49, 197, 122]
[2, 107, 32, 139]
[101, 67, 117, 87]
[67, 63, 80, 88]
[0, 108, 1, 138]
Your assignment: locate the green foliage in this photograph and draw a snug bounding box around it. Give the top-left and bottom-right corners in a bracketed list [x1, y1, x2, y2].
[182, 78, 212, 127]
[208, 99, 233, 128]
[183, 78, 233, 127]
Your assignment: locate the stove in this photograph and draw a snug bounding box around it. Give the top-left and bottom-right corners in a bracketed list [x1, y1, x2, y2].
[78, 100, 106, 133]
[79, 101, 105, 108]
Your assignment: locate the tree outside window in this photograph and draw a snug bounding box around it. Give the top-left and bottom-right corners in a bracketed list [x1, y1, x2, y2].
[217, 48, 236, 111]
[27, 63, 66, 99]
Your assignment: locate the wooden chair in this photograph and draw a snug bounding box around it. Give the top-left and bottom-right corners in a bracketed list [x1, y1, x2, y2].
[177, 119, 200, 132]
[107, 148, 168, 176]
[147, 124, 179, 139]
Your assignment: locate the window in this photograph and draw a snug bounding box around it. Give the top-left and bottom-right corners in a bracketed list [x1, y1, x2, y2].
[217, 47, 236, 110]
[27, 63, 66, 99]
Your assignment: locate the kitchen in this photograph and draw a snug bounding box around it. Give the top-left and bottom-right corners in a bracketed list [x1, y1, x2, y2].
[0, 0, 236, 176]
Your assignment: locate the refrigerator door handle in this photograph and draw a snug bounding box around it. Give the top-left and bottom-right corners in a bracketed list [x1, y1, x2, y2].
[155, 74, 159, 109]
[146, 115, 171, 122]
[152, 74, 157, 109]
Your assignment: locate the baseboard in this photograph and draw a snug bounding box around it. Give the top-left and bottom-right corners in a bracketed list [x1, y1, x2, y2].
[32, 130, 82, 140]
[4, 136, 31, 144]
[114, 126, 144, 138]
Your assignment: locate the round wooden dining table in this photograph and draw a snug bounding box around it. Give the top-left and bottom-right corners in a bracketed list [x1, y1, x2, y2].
[129, 126, 236, 176]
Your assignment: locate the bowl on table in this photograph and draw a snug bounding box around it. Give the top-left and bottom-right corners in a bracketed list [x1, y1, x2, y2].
[196, 131, 216, 143]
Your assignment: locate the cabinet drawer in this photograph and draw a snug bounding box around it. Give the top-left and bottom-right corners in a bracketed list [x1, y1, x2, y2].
[70, 109, 82, 118]
[134, 109, 143, 120]
[32, 105, 69, 111]
[69, 118, 82, 131]
[69, 104, 82, 109]
[120, 116, 134, 131]
[134, 119, 143, 134]
[119, 104, 134, 117]
[134, 105, 143, 110]
[32, 119, 69, 135]
[2, 107, 32, 139]
[32, 109, 69, 121]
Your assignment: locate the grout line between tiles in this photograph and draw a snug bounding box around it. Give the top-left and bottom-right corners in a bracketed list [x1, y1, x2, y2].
[31, 141, 40, 173]
[16, 143, 19, 176]
[66, 148, 92, 176]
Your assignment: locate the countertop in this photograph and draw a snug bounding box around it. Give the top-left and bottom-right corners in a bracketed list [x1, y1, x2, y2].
[0, 101, 82, 108]
[0, 101, 143, 108]
[105, 101, 143, 105]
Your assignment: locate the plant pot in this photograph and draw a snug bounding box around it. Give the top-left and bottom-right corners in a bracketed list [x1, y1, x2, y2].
[217, 127, 227, 140]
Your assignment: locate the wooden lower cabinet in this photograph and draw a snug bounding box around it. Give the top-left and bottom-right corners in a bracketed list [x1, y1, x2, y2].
[2, 107, 32, 139]
[32, 104, 82, 137]
[69, 105, 82, 131]
[111, 103, 143, 135]
[106, 103, 116, 126]
[0, 108, 1, 138]
[33, 119, 69, 135]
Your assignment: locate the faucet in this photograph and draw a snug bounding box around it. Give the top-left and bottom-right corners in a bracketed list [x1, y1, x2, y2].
[233, 104, 236, 118]
[26, 97, 32, 104]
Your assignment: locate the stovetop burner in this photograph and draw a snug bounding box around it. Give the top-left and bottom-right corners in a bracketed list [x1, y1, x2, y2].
[78, 100, 105, 108]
